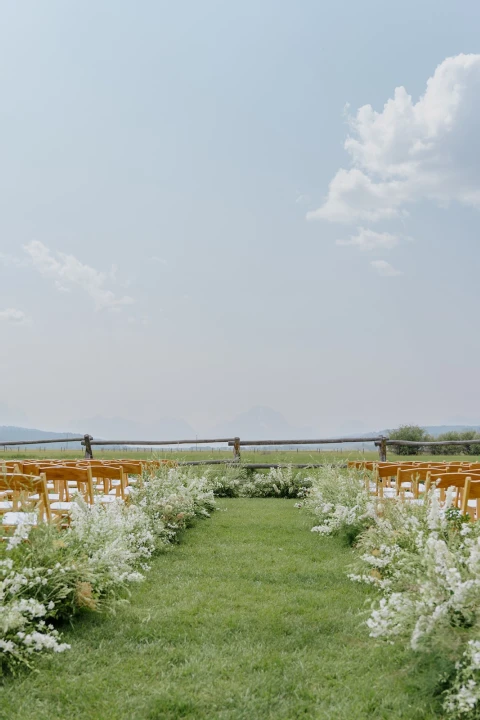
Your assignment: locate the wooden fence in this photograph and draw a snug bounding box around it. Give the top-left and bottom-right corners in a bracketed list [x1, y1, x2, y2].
[2, 434, 480, 467]
[0, 433, 386, 466]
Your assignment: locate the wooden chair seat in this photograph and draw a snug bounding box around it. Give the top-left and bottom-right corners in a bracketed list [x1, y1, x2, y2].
[3, 511, 38, 526]
[50, 501, 74, 512]
[95, 495, 118, 504]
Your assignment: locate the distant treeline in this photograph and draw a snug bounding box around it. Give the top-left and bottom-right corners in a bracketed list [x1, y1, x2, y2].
[388, 424, 480, 455]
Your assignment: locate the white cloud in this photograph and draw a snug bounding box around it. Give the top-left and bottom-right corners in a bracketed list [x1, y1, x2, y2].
[308, 53, 480, 224]
[371, 260, 402, 277]
[23, 241, 134, 311]
[336, 227, 400, 251]
[0, 308, 28, 324]
[308, 168, 409, 223]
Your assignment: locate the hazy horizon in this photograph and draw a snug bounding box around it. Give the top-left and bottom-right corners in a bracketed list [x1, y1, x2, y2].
[2, 404, 480, 442]
[1, 2, 480, 437]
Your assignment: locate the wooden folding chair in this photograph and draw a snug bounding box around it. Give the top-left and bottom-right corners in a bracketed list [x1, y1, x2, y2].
[396, 467, 433, 499]
[86, 463, 126, 500]
[0, 463, 22, 498]
[1, 461, 23, 473]
[375, 464, 401, 498]
[0, 471, 51, 530]
[79, 459, 142, 494]
[462, 463, 480, 472]
[461, 480, 480, 520]
[433, 473, 480, 510]
[37, 465, 95, 511]
[113, 461, 143, 488]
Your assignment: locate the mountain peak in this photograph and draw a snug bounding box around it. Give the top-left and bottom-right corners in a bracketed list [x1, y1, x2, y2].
[212, 406, 314, 440]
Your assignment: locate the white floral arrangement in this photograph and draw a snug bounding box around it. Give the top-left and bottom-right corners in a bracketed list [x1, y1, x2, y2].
[302, 465, 376, 541]
[0, 469, 216, 674]
[199, 464, 311, 498]
[303, 465, 480, 718]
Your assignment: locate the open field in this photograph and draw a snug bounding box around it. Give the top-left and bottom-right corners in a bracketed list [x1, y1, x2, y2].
[0, 499, 441, 720]
[2, 447, 479, 464]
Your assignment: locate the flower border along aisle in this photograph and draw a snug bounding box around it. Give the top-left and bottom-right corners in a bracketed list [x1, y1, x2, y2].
[301, 465, 480, 720]
[0, 466, 216, 674]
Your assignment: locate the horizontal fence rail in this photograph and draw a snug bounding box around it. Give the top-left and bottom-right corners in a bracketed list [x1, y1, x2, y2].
[3, 433, 480, 463]
[0, 433, 390, 462]
[227, 437, 384, 446]
[90, 438, 236, 446]
[0, 436, 85, 446]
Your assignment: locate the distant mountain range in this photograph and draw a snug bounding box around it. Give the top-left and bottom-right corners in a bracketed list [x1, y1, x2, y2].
[421, 425, 480, 436]
[211, 406, 316, 440]
[0, 426, 84, 449]
[75, 415, 196, 441]
[2, 409, 480, 451]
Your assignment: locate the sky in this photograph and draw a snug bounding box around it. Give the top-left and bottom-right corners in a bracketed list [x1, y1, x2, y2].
[1, 0, 480, 437]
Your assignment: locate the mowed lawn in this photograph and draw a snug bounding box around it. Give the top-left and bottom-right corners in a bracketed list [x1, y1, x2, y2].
[1, 500, 441, 720]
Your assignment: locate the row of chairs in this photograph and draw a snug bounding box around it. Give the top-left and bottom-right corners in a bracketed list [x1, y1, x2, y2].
[348, 460, 480, 519]
[0, 458, 176, 531]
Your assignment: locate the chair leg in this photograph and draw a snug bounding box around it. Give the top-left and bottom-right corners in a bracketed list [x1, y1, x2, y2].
[461, 478, 471, 516]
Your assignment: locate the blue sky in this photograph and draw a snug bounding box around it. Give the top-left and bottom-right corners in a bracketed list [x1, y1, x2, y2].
[1, 0, 480, 435]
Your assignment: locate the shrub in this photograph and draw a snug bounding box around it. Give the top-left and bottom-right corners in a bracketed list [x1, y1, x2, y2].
[302, 466, 376, 544]
[431, 430, 480, 456]
[197, 464, 311, 499]
[387, 424, 432, 455]
[203, 465, 248, 497]
[239, 466, 312, 498]
[307, 481, 480, 718]
[444, 640, 480, 716]
[132, 467, 214, 542]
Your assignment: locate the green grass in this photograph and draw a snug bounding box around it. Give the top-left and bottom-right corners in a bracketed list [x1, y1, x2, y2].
[1, 500, 443, 720]
[2, 447, 478, 464]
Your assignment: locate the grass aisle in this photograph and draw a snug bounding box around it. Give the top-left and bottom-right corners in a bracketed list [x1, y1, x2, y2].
[2, 499, 440, 720]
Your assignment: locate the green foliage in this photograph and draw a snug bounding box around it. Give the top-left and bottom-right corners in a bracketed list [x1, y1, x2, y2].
[430, 430, 480, 456]
[202, 464, 311, 498]
[303, 466, 375, 544]
[388, 424, 432, 455]
[237, 466, 312, 498]
[387, 425, 480, 456]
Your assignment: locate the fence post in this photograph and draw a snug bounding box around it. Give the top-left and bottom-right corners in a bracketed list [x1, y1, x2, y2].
[83, 434, 93, 459]
[378, 437, 387, 462]
[233, 437, 241, 462]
